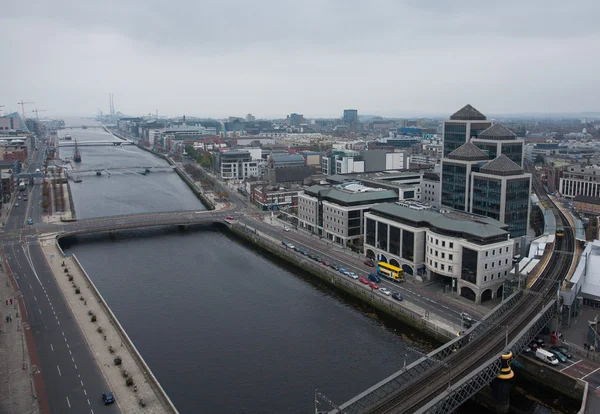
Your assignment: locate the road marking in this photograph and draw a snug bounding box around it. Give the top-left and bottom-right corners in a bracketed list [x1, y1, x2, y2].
[582, 366, 600, 380]
[50, 344, 54, 351]
[57, 365, 61, 376]
[66, 396, 71, 408]
[75, 364, 78, 370]
[69, 350, 72, 355]
[66, 344, 69, 348]
[57, 321, 60, 325]
[64, 337, 67, 342]
[72, 357, 75, 362]
[38, 309, 42, 315]
[62, 331, 65, 336]
[87, 399, 90, 405]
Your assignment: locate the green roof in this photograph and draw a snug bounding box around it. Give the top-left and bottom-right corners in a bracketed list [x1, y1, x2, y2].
[369, 203, 509, 241]
[304, 185, 398, 205]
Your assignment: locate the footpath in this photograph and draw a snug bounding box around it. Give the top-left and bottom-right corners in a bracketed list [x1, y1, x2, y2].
[38, 235, 177, 414]
[0, 267, 38, 414]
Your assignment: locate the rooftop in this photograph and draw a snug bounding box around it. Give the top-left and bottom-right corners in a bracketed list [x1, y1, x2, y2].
[476, 123, 517, 141]
[449, 104, 487, 121]
[447, 142, 489, 161]
[369, 203, 509, 241]
[479, 155, 525, 176]
[304, 185, 398, 205]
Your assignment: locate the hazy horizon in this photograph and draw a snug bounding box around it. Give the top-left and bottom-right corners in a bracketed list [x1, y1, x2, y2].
[2, 1, 599, 119]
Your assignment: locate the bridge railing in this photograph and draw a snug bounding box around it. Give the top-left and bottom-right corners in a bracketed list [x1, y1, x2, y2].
[415, 300, 556, 414]
[332, 290, 523, 413]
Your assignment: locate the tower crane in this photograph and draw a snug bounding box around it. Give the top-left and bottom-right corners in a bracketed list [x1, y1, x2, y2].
[17, 101, 35, 119]
[29, 108, 47, 120]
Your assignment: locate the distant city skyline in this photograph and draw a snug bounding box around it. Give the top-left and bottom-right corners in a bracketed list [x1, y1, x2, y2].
[1, 1, 599, 118]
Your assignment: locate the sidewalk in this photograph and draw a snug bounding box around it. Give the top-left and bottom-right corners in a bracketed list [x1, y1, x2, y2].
[0, 268, 38, 414]
[39, 236, 173, 413]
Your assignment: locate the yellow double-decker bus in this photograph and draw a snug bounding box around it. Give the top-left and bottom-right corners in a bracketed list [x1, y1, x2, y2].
[376, 262, 404, 283]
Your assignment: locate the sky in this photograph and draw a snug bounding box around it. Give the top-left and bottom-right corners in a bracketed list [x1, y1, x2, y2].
[1, 0, 599, 119]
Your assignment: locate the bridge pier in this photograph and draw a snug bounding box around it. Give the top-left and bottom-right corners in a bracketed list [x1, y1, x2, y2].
[491, 352, 514, 413]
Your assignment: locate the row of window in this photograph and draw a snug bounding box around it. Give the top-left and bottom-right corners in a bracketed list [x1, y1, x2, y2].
[483, 271, 507, 282]
[484, 259, 509, 269]
[429, 236, 454, 249]
[428, 247, 454, 261]
[484, 247, 510, 257]
[428, 259, 453, 272]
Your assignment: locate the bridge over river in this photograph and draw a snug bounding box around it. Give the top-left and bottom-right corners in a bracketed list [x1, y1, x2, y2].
[58, 140, 134, 147]
[29, 199, 574, 414]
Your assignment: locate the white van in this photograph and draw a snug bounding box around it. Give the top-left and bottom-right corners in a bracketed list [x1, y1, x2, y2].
[535, 348, 558, 365]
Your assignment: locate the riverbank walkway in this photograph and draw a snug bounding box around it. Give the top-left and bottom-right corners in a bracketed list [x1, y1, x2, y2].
[39, 235, 176, 413]
[0, 267, 38, 414]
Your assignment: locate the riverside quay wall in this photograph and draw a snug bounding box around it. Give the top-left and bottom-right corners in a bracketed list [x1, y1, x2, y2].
[228, 222, 455, 343]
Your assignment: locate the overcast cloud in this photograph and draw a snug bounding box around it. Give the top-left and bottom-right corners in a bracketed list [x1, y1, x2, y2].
[1, 0, 599, 119]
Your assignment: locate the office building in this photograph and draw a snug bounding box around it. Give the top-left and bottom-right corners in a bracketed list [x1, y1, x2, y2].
[343, 109, 358, 123]
[440, 107, 531, 241]
[364, 202, 513, 303]
[298, 184, 398, 246]
[442, 104, 492, 157]
[471, 123, 524, 167]
[421, 171, 440, 205]
[559, 165, 600, 199]
[215, 150, 259, 180]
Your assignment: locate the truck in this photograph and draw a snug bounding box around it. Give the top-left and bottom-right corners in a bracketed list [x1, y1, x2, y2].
[535, 348, 558, 365]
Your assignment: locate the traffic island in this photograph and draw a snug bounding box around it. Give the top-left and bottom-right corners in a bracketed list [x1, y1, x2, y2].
[39, 235, 178, 414]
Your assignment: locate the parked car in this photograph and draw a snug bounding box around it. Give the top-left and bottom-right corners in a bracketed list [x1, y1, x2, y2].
[102, 392, 115, 405]
[533, 337, 546, 347]
[322, 260, 330, 267]
[225, 215, 234, 220]
[364, 259, 375, 267]
[314, 256, 322, 262]
[287, 244, 295, 250]
[331, 264, 339, 271]
[551, 346, 572, 359]
[347, 273, 359, 280]
[358, 276, 369, 284]
[392, 292, 403, 301]
[528, 342, 541, 352]
[379, 287, 392, 296]
[338, 267, 348, 274]
[283, 226, 290, 232]
[369, 282, 379, 289]
[548, 349, 568, 363]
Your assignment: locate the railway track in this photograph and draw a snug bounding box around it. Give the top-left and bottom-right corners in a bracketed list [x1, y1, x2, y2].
[367, 201, 574, 413]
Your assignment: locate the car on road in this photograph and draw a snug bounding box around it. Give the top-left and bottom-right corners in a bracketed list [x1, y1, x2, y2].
[287, 244, 295, 250]
[27, 217, 33, 225]
[358, 276, 369, 284]
[314, 256, 322, 262]
[369, 282, 379, 289]
[392, 292, 403, 301]
[533, 337, 546, 347]
[14, 202, 18, 207]
[102, 392, 115, 405]
[551, 346, 572, 359]
[302, 250, 309, 256]
[321, 260, 330, 267]
[347, 273, 359, 280]
[379, 287, 391, 296]
[528, 342, 541, 352]
[364, 258, 375, 267]
[283, 226, 290, 232]
[548, 349, 568, 363]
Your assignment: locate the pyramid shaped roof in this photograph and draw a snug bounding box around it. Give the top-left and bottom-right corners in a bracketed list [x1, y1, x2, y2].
[447, 142, 489, 161]
[477, 123, 517, 140]
[449, 104, 487, 121]
[480, 155, 524, 176]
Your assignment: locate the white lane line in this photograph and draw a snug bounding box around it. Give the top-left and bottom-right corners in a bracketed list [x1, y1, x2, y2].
[75, 364, 78, 370]
[582, 366, 600, 380]
[69, 350, 72, 355]
[55, 316, 58, 320]
[38, 309, 42, 315]
[64, 337, 67, 342]
[50, 344, 54, 351]
[34, 295, 37, 301]
[62, 331, 65, 336]
[66, 396, 71, 408]
[66, 343, 69, 348]
[72, 357, 75, 362]
[91, 409, 94, 414]
[87, 399, 90, 405]
[57, 321, 60, 325]
[57, 365, 61, 376]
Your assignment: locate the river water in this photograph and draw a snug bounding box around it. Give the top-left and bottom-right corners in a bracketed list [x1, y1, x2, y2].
[59, 121, 578, 413]
[59, 123, 433, 413]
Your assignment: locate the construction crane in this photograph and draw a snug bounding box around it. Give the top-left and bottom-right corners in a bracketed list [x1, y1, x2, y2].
[29, 108, 47, 120]
[17, 101, 35, 119]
